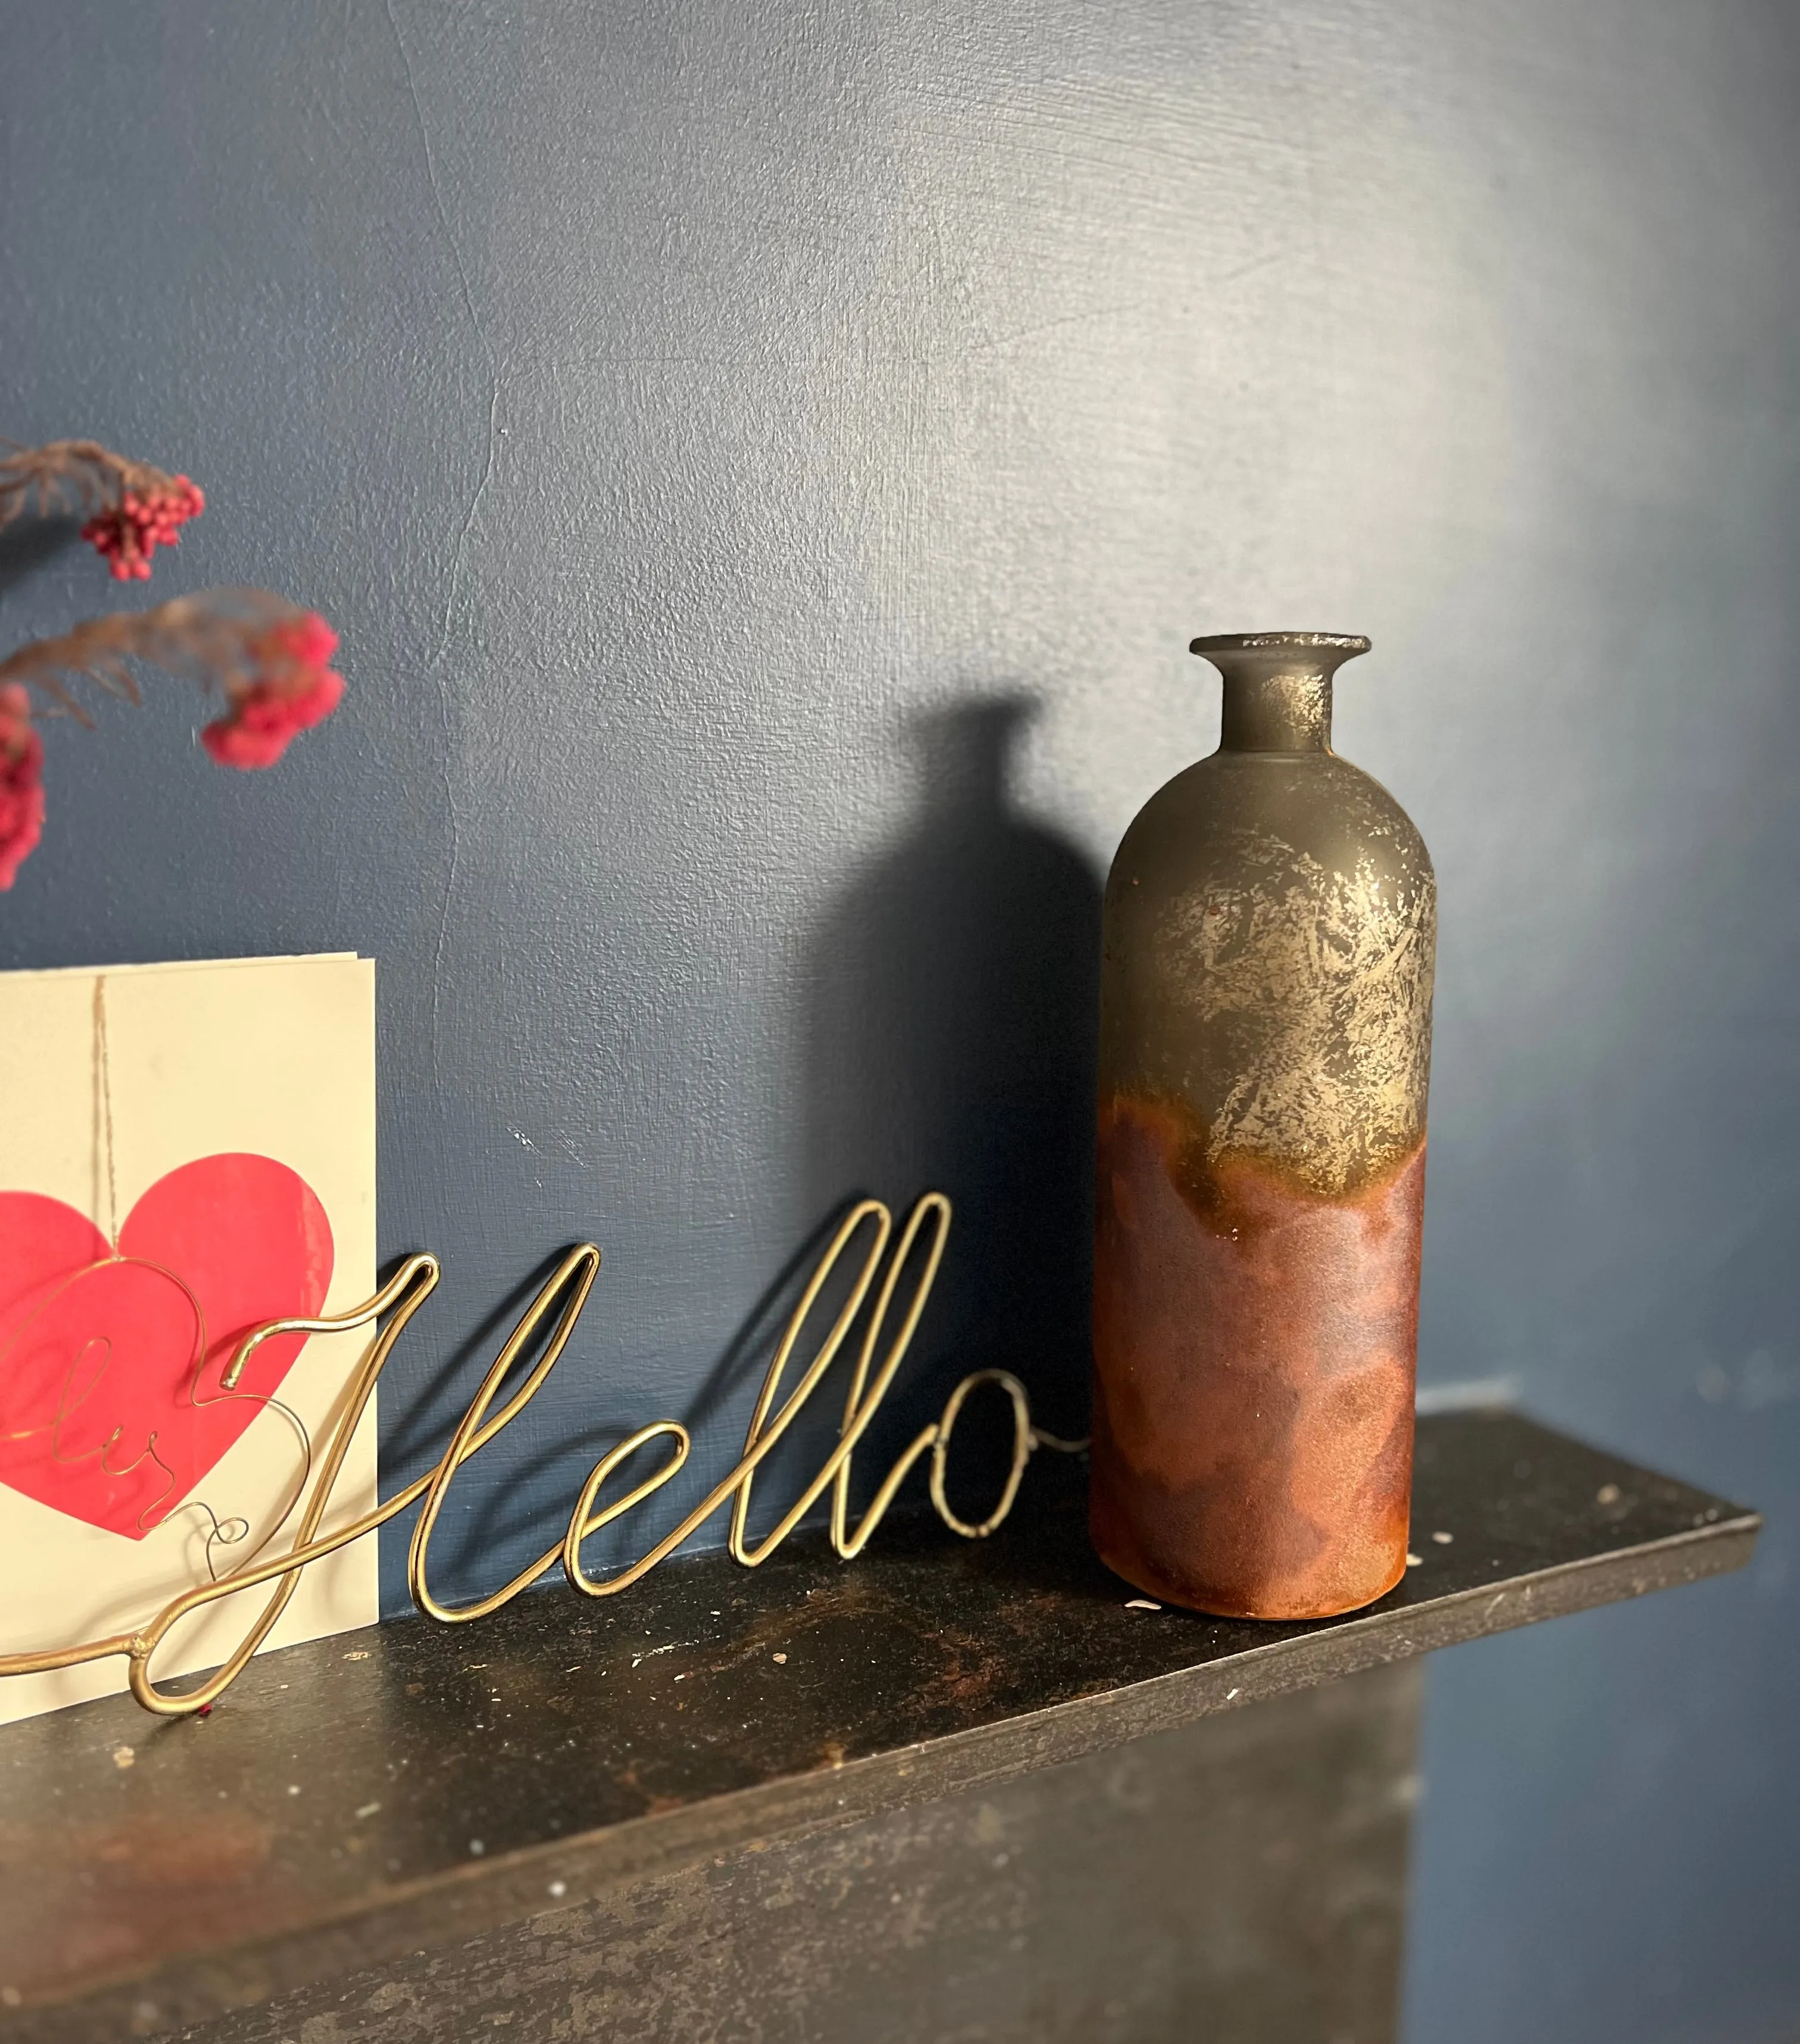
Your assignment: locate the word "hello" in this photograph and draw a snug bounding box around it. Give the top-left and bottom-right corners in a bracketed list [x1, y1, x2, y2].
[0, 1196, 1083, 1717]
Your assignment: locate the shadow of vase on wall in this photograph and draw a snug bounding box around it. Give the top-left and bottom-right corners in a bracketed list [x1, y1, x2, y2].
[802, 696, 1102, 1486]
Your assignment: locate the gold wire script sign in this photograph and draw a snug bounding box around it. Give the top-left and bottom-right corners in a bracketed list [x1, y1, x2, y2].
[0, 1195, 1084, 1718]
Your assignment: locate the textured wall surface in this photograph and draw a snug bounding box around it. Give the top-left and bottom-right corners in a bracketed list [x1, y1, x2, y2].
[1, 5, 1796, 2041]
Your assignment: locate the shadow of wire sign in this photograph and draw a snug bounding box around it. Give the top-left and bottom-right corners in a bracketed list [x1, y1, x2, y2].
[0, 3, 1796, 2040]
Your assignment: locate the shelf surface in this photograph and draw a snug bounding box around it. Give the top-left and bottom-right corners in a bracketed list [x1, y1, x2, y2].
[0, 1408, 1758, 2040]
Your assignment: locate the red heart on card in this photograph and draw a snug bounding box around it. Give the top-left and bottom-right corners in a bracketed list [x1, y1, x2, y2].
[0, 1155, 332, 1539]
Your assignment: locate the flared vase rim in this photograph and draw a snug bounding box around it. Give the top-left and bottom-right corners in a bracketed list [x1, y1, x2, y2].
[1189, 631, 1371, 658]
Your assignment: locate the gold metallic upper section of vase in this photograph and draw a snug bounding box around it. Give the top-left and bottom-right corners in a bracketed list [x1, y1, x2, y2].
[1099, 633, 1435, 1200]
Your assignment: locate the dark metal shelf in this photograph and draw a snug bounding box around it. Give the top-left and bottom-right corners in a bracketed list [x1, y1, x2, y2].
[0, 1408, 1757, 2041]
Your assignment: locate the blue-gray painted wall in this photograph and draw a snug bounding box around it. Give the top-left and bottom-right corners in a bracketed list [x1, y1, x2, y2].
[2, 5, 1795, 2039]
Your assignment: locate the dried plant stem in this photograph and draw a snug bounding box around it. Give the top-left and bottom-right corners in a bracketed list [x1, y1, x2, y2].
[0, 438, 183, 529]
[0, 591, 310, 724]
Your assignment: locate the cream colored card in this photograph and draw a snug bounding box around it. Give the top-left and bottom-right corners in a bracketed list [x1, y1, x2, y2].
[0, 953, 377, 1723]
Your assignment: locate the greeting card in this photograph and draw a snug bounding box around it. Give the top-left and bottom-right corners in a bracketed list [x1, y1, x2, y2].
[0, 953, 377, 1723]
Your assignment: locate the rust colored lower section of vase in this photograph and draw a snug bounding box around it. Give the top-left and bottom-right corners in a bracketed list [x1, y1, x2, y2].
[1090, 1096, 1423, 1620]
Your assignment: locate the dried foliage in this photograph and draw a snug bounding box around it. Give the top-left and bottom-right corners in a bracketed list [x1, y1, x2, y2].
[0, 438, 204, 579]
[1, 589, 327, 721]
[0, 440, 344, 888]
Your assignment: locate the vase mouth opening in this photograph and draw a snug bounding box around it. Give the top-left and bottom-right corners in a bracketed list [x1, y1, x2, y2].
[1189, 631, 1370, 661]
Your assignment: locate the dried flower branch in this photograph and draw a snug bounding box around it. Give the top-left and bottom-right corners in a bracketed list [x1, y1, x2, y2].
[0, 589, 344, 748]
[0, 593, 345, 887]
[0, 438, 204, 579]
[0, 438, 346, 889]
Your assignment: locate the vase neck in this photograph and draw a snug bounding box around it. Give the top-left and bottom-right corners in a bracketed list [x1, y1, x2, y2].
[1220, 668, 1333, 752]
[1190, 631, 1371, 756]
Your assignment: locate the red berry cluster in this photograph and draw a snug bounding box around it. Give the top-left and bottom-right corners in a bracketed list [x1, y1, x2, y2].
[201, 612, 346, 770]
[0, 684, 46, 890]
[81, 475, 206, 581]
